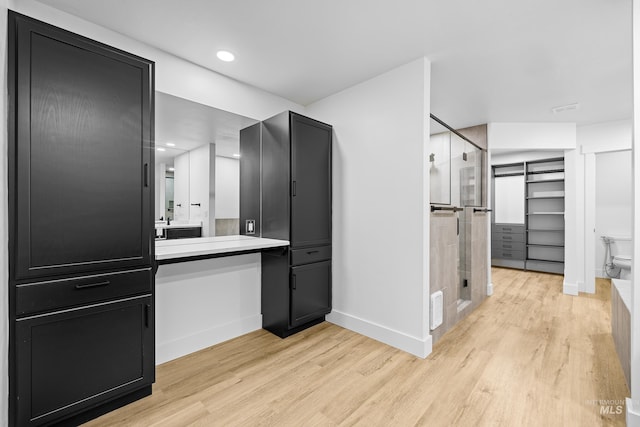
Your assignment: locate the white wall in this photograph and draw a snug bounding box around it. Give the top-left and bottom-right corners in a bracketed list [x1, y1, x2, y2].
[173, 152, 190, 222]
[489, 123, 577, 151]
[155, 163, 166, 220]
[579, 119, 632, 154]
[155, 255, 261, 364]
[306, 57, 432, 358]
[215, 156, 240, 219]
[577, 121, 633, 291]
[189, 144, 215, 236]
[564, 148, 584, 295]
[1, 0, 9, 423]
[595, 151, 632, 277]
[630, 1, 640, 421]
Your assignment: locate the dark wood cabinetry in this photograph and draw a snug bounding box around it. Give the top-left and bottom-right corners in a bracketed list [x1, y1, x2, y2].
[239, 123, 262, 236]
[15, 295, 154, 426]
[8, 12, 155, 426]
[241, 111, 332, 337]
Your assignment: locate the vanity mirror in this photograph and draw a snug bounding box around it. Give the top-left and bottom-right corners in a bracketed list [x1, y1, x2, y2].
[155, 92, 259, 238]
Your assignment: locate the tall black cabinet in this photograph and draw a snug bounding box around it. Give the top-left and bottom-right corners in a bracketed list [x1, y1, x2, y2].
[8, 12, 155, 426]
[241, 112, 332, 337]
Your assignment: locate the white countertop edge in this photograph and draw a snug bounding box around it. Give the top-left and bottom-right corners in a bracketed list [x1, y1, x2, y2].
[155, 236, 289, 260]
[612, 278, 631, 311]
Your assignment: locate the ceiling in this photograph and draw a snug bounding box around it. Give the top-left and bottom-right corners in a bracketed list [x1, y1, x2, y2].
[36, 0, 632, 129]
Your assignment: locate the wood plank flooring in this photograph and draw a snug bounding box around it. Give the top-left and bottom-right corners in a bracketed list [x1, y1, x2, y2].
[85, 268, 629, 426]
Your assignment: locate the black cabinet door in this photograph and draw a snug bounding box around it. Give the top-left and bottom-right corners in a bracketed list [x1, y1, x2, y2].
[290, 261, 331, 328]
[290, 113, 332, 248]
[15, 295, 154, 426]
[9, 12, 154, 281]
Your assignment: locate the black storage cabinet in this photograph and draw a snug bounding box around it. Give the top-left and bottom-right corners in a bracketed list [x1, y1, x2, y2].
[8, 12, 155, 426]
[241, 112, 332, 337]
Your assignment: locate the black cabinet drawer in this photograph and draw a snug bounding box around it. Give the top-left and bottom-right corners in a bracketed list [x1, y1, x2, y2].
[492, 232, 525, 243]
[291, 245, 331, 266]
[492, 241, 525, 252]
[492, 224, 525, 234]
[166, 227, 202, 239]
[16, 268, 153, 317]
[491, 248, 525, 260]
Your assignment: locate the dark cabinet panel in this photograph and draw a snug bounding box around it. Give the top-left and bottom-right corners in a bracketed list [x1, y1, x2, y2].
[261, 248, 291, 335]
[260, 112, 291, 241]
[290, 261, 331, 328]
[290, 114, 332, 248]
[15, 295, 154, 426]
[10, 12, 154, 281]
[239, 123, 262, 236]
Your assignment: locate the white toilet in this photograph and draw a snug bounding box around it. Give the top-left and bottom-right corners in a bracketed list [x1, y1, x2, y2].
[610, 236, 632, 280]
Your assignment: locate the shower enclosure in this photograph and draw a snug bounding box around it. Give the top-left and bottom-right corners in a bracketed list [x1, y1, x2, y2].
[429, 115, 487, 342]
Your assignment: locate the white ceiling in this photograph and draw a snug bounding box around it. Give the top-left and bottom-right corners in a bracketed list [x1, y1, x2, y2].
[36, 0, 632, 129]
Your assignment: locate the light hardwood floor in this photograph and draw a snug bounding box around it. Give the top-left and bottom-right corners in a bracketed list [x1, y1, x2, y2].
[85, 268, 629, 426]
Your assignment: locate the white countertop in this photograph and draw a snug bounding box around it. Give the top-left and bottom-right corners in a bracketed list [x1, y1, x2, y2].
[612, 278, 631, 310]
[155, 235, 289, 261]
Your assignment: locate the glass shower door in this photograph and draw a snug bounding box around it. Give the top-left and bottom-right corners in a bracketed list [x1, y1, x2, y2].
[452, 134, 483, 303]
[429, 131, 451, 205]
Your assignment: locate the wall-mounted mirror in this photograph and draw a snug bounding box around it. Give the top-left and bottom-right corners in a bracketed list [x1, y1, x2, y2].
[155, 92, 259, 239]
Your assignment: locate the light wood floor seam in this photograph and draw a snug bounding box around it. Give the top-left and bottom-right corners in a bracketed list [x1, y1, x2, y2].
[85, 268, 629, 426]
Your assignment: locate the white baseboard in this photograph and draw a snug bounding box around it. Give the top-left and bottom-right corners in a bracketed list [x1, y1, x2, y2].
[563, 280, 579, 296]
[327, 310, 432, 358]
[487, 282, 494, 296]
[156, 314, 262, 365]
[627, 398, 640, 427]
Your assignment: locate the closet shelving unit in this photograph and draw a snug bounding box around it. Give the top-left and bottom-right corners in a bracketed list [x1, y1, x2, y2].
[491, 162, 526, 269]
[525, 157, 565, 274]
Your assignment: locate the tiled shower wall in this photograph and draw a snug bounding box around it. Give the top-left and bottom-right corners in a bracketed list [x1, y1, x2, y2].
[429, 209, 489, 344]
[429, 211, 459, 344]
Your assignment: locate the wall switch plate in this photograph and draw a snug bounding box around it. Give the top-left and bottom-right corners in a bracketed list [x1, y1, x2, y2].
[246, 219, 255, 235]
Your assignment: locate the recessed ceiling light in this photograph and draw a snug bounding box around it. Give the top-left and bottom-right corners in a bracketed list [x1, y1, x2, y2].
[232, 153, 241, 158]
[157, 147, 166, 152]
[217, 50, 235, 62]
[168, 167, 175, 172]
[166, 142, 176, 147]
